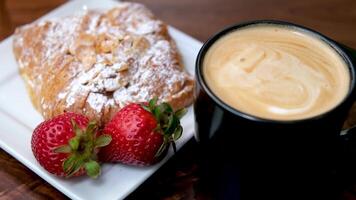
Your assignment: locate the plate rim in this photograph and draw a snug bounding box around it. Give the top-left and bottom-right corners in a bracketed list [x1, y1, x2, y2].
[0, 0, 202, 199]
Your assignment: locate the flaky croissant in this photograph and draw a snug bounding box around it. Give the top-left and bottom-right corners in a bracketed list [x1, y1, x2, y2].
[13, 2, 194, 125]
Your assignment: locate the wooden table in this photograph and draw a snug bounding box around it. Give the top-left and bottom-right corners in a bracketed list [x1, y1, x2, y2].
[1, 0, 356, 199]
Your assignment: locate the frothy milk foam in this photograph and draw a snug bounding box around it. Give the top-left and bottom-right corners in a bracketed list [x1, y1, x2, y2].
[203, 25, 350, 120]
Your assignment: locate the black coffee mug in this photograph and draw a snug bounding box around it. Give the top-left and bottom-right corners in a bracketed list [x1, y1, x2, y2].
[194, 20, 356, 200]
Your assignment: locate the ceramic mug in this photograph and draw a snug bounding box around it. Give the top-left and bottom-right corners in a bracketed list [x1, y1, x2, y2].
[194, 20, 356, 200]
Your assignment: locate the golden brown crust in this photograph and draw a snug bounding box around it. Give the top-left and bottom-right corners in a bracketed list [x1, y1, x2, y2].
[13, 2, 194, 125]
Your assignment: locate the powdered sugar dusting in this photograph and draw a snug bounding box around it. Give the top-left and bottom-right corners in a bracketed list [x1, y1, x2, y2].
[87, 92, 108, 113]
[43, 13, 84, 60]
[14, 2, 194, 124]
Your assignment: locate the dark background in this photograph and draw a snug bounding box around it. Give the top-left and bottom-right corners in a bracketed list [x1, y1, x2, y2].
[1, 0, 356, 199]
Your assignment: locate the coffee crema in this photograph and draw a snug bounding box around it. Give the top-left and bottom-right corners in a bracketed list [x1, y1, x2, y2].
[203, 25, 350, 120]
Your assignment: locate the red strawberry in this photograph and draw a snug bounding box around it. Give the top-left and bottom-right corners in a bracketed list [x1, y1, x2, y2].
[99, 98, 186, 166]
[31, 112, 111, 178]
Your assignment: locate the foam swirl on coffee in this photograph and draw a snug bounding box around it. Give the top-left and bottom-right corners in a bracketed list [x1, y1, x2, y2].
[203, 25, 350, 120]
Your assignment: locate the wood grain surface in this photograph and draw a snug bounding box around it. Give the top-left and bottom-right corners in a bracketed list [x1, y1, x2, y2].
[1, 0, 356, 199]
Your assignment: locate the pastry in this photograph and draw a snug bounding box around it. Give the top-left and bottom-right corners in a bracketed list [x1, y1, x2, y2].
[13, 2, 195, 125]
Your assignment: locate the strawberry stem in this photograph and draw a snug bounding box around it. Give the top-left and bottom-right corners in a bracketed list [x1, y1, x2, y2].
[53, 145, 72, 153]
[94, 135, 112, 148]
[53, 120, 112, 179]
[141, 98, 187, 158]
[84, 160, 101, 179]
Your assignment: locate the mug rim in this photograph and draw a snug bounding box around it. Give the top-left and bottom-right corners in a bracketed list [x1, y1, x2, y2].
[195, 20, 356, 124]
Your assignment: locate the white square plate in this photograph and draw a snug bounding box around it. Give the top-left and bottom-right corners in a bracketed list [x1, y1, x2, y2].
[0, 0, 202, 199]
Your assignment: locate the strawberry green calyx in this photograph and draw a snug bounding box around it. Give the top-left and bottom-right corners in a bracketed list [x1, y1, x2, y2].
[142, 97, 187, 158]
[53, 120, 112, 179]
